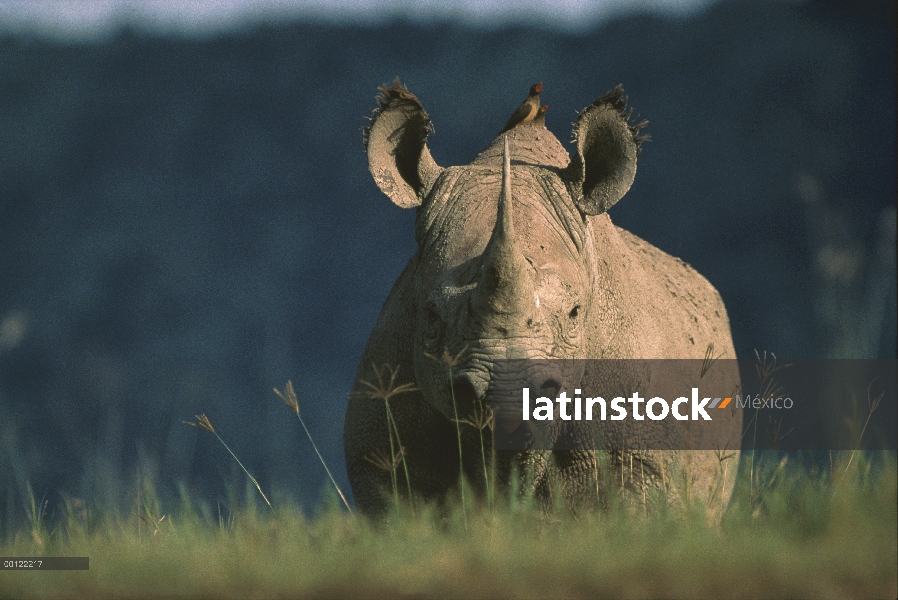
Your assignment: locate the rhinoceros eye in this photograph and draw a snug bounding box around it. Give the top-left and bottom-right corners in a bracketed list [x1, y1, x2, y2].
[569, 305, 580, 320]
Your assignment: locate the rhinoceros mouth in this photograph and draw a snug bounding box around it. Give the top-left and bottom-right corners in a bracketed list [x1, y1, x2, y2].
[449, 364, 565, 438]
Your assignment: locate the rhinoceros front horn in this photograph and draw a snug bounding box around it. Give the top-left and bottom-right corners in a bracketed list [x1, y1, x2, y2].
[471, 137, 539, 322]
[364, 78, 444, 208]
[561, 84, 649, 215]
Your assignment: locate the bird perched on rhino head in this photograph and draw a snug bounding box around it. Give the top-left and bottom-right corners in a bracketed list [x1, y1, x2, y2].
[498, 82, 543, 134]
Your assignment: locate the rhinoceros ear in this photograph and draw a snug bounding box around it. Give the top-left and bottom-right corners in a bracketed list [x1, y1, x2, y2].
[560, 85, 648, 215]
[363, 78, 444, 208]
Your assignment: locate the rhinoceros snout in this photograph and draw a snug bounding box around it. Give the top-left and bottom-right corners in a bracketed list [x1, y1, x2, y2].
[450, 370, 560, 408]
[450, 374, 484, 418]
[488, 377, 559, 436]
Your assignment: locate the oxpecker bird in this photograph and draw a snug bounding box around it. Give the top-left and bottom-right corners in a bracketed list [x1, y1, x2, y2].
[499, 82, 543, 134]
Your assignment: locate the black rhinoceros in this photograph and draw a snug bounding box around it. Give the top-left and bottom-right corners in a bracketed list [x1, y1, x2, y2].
[344, 79, 741, 515]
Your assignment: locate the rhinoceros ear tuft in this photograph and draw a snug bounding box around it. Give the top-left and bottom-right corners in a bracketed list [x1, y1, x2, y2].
[561, 84, 649, 215]
[363, 78, 443, 208]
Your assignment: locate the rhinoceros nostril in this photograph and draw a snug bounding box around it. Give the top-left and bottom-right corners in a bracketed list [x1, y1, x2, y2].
[540, 378, 560, 399]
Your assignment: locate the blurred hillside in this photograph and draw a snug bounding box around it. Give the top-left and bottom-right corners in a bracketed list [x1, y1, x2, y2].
[0, 0, 895, 525]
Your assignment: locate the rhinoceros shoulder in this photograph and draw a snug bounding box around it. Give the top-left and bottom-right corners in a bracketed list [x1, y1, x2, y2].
[366, 254, 419, 356]
[344, 254, 419, 482]
[612, 225, 735, 357]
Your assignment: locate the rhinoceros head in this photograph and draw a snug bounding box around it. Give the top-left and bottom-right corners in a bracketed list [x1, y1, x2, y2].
[364, 79, 648, 420]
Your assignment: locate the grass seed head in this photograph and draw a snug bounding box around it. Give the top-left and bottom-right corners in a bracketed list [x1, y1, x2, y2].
[274, 380, 300, 415]
[364, 446, 406, 471]
[867, 380, 883, 413]
[454, 399, 494, 431]
[356, 364, 418, 402]
[714, 446, 737, 463]
[766, 415, 794, 447]
[184, 414, 215, 434]
[753, 349, 791, 383]
[701, 342, 723, 379]
[425, 346, 468, 370]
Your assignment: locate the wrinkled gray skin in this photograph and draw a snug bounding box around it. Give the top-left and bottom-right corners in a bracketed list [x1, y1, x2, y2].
[345, 81, 741, 516]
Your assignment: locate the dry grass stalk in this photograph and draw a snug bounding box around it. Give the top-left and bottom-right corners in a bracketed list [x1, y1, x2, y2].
[24, 482, 48, 548]
[426, 346, 470, 530]
[364, 446, 406, 511]
[184, 414, 271, 508]
[186, 413, 215, 433]
[454, 400, 494, 432]
[275, 381, 353, 516]
[844, 379, 884, 473]
[766, 415, 794, 448]
[745, 350, 792, 506]
[713, 445, 737, 509]
[357, 364, 418, 507]
[700, 343, 723, 379]
[357, 363, 419, 402]
[423, 346, 468, 370]
[364, 446, 406, 472]
[754, 350, 790, 384]
[454, 399, 495, 510]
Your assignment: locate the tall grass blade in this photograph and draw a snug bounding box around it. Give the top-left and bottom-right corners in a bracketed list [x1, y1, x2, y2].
[275, 382, 354, 516]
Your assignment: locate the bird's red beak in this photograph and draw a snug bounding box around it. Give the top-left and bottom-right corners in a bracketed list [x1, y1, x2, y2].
[536, 83, 544, 92]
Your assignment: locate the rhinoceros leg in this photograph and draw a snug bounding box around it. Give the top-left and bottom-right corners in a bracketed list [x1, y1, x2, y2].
[344, 256, 464, 515]
[345, 384, 459, 515]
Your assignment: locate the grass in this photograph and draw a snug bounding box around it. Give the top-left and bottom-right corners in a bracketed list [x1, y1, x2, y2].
[2, 360, 894, 598]
[184, 413, 272, 509]
[274, 381, 354, 516]
[0, 453, 895, 599]
[355, 365, 418, 513]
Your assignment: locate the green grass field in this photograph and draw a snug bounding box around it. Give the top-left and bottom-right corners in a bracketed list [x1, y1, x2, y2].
[1, 452, 895, 599]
